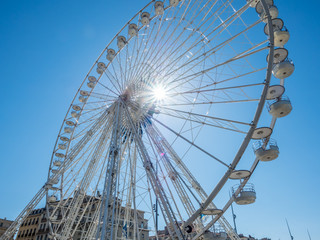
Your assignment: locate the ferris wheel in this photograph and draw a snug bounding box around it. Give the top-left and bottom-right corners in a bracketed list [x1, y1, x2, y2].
[2, 0, 294, 240]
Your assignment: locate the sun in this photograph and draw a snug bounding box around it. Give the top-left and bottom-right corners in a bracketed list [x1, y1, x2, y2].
[152, 84, 167, 101]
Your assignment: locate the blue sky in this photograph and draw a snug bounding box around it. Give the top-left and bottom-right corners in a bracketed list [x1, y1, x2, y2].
[0, 0, 320, 239]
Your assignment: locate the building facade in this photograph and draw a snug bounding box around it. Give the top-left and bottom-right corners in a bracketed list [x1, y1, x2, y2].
[16, 208, 46, 240]
[15, 196, 149, 240]
[0, 218, 13, 239]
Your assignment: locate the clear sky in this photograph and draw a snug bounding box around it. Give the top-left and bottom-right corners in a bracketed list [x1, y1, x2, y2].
[0, 0, 320, 239]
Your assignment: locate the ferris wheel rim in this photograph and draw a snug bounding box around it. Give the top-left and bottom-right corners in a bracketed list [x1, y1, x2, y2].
[47, 0, 271, 218]
[44, 0, 281, 239]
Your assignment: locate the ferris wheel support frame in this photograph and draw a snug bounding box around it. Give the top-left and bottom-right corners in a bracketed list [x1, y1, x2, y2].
[96, 101, 123, 240]
[59, 112, 114, 240]
[0, 109, 112, 240]
[147, 124, 242, 240]
[121, 99, 185, 239]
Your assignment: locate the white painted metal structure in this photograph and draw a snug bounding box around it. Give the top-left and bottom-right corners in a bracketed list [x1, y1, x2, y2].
[1, 0, 294, 240]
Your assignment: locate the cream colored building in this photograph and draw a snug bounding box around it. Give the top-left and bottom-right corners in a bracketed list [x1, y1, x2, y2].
[0, 218, 13, 239]
[16, 208, 46, 240]
[15, 196, 148, 240]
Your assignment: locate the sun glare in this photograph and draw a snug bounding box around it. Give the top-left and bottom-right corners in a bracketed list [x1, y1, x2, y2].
[152, 85, 167, 101]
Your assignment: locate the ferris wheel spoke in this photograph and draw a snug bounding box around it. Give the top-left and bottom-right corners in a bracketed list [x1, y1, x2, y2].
[123, 33, 141, 89]
[144, 132, 189, 223]
[126, 33, 151, 88]
[125, 19, 159, 85]
[82, 100, 114, 105]
[162, 30, 265, 84]
[80, 106, 109, 116]
[116, 49, 127, 92]
[214, 2, 260, 70]
[86, 88, 116, 101]
[45, 110, 113, 219]
[71, 120, 106, 141]
[130, 3, 226, 86]
[50, 108, 111, 175]
[60, 138, 102, 190]
[128, 7, 181, 85]
[167, 67, 266, 96]
[162, 106, 252, 126]
[226, 0, 255, 46]
[74, 110, 107, 128]
[145, 129, 202, 221]
[99, 64, 121, 95]
[149, 124, 204, 195]
[161, 98, 260, 107]
[107, 59, 126, 93]
[62, 127, 110, 192]
[128, 0, 229, 86]
[159, 111, 247, 134]
[152, 117, 229, 167]
[168, 82, 264, 96]
[72, 110, 106, 126]
[95, 79, 120, 97]
[144, 0, 232, 75]
[151, 1, 251, 78]
[164, 44, 268, 88]
[127, 6, 171, 84]
[88, 92, 117, 102]
[129, 0, 207, 81]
